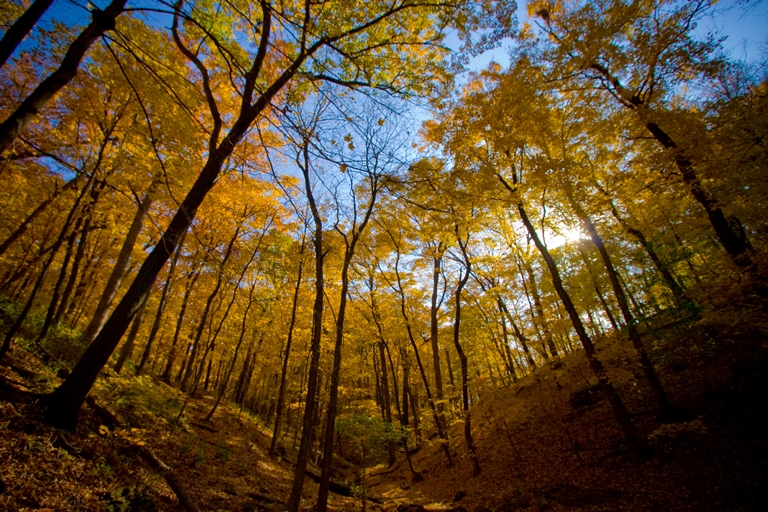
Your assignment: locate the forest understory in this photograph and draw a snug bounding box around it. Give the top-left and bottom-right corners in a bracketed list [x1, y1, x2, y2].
[2, 0, 768, 510]
[2, 285, 767, 512]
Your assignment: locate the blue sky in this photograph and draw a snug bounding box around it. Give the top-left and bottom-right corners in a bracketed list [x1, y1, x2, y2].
[466, 0, 768, 71]
[13, 0, 767, 71]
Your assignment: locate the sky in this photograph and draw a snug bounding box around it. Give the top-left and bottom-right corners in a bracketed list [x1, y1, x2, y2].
[465, 0, 768, 72]
[10, 0, 767, 74]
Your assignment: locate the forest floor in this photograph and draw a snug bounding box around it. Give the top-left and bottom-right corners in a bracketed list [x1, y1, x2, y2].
[1, 292, 767, 511]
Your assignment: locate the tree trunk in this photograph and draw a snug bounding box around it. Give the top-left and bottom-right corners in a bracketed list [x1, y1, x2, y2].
[590, 63, 755, 272]
[270, 243, 304, 454]
[524, 263, 558, 358]
[287, 144, 325, 512]
[429, 250, 447, 431]
[577, 246, 620, 331]
[606, 199, 695, 310]
[0, 0, 56, 69]
[500, 174, 648, 457]
[207, 284, 257, 422]
[378, 340, 396, 466]
[579, 211, 675, 419]
[113, 292, 149, 374]
[182, 225, 241, 392]
[498, 298, 536, 369]
[137, 229, 187, 375]
[38, 179, 105, 342]
[162, 268, 199, 384]
[388, 243, 453, 466]
[53, 196, 94, 327]
[317, 177, 380, 512]
[36, 214, 84, 342]
[0, 175, 92, 362]
[81, 188, 155, 346]
[385, 343, 402, 423]
[0, 0, 128, 154]
[454, 227, 481, 476]
[0, 174, 83, 258]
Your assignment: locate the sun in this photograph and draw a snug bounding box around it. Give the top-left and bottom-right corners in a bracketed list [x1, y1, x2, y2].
[547, 225, 585, 248]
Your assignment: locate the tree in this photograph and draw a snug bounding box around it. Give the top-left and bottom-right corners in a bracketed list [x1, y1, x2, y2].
[530, 0, 758, 273]
[0, 0, 128, 153]
[0, 0, 56, 70]
[43, 0, 488, 429]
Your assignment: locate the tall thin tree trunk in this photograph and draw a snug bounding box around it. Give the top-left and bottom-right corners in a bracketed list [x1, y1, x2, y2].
[271, 243, 305, 454]
[578, 246, 620, 331]
[81, 188, 155, 346]
[181, 224, 241, 392]
[38, 179, 105, 342]
[0, 0, 56, 69]
[606, 199, 695, 310]
[113, 292, 149, 373]
[317, 179, 380, 512]
[137, 229, 187, 375]
[53, 198, 94, 327]
[0, 174, 83, 258]
[162, 269, 199, 384]
[578, 211, 675, 419]
[287, 143, 325, 512]
[429, 249, 447, 431]
[1, 175, 92, 361]
[500, 174, 648, 457]
[207, 284, 257, 422]
[386, 241, 453, 466]
[0, 0, 128, 154]
[453, 226, 481, 476]
[524, 263, 558, 358]
[589, 63, 755, 273]
[499, 298, 536, 369]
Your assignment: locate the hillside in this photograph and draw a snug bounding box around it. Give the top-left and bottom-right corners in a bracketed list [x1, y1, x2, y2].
[2, 292, 766, 512]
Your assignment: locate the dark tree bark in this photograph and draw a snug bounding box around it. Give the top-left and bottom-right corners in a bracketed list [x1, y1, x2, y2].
[429, 247, 447, 430]
[500, 173, 649, 457]
[498, 297, 536, 369]
[162, 268, 199, 384]
[577, 246, 621, 331]
[523, 263, 558, 358]
[577, 210, 675, 419]
[181, 224, 241, 392]
[81, 188, 155, 346]
[605, 198, 695, 310]
[494, 298, 519, 380]
[271, 241, 305, 454]
[137, 229, 187, 375]
[316, 168, 381, 512]
[179, 227, 263, 419]
[0, 0, 56, 69]
[0, 0, 128, 154]
[287, 140, 325, 512]
[589, 63, 755, 273]
[387, 242, 453, 466]
[378, 340, 396, 465]
[365, 272, 396, 466]
[37, 179, 106, 342]
[0, 174, 83, 258]
[203, 222, 270, 419]
[53, 196, 94, 327]
[384, 342, 402, 423]
[1, 174, 92, 362]
[113, 292, 149, 374]
[453, 225, 481, 476]
[36, 214, 85, 341]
